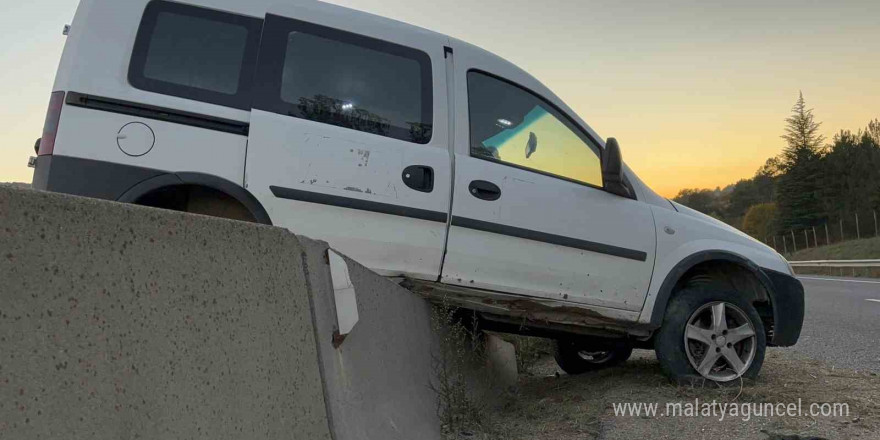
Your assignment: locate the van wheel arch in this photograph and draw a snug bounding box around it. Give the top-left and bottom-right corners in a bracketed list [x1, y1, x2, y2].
[118, 172, 272, 225]
[651, 251, 776, 341]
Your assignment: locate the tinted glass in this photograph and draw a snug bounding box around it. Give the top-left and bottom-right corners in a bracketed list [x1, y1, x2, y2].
[143, 12, 248, 94]
[468, 72, 602, 187]
[276, 26, 432, 143]
[129, 1, 262, 110]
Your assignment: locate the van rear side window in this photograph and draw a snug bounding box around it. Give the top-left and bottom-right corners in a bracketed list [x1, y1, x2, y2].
[144, 13, 247, 94]
[129, 1, 262, 110]
[254, 15, 433, 144]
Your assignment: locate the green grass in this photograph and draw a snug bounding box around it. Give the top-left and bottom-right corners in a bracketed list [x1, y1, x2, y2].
[788, 236, 880, 278]
[788, 235, 880, 261]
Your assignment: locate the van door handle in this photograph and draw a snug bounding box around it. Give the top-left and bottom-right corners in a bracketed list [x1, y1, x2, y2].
[468, 180, 501, 201]
[402, 165, 434, 193]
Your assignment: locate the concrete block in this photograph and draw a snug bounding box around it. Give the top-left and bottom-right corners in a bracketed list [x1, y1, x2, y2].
[485, 333, 519, 389]
[0, 186, 331, 440]
[297, 237, 442, 440]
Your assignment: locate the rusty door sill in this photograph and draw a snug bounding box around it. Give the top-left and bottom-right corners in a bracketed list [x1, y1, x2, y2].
[399, 279, 653, 338]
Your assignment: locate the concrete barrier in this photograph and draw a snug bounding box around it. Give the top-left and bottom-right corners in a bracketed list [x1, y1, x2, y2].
[0, 185, 331, 439]
[298, 237, 442, 440]
[0, 184, 455, 439]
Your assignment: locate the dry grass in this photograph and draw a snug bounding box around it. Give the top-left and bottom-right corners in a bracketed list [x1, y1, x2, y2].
[500, 335, 555, 375]
[476, 348, 880, 439]
[0, 182, 31, 190]
[430, 306, 494, 439]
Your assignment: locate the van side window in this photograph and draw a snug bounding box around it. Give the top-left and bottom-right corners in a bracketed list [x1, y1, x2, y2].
[467, 71, 603, 187]
[129, 1, 262, 110]
[254, 16, 433, 144]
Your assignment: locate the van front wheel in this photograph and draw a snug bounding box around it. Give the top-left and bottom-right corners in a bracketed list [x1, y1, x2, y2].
[655, 286, 766, 382]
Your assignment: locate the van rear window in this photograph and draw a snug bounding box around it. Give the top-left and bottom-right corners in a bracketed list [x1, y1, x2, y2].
[254, 16, 433, 144]
[129, 1, 262, 110]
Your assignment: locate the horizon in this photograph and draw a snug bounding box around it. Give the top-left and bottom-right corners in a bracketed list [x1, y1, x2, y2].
[1, 0, 878, 197]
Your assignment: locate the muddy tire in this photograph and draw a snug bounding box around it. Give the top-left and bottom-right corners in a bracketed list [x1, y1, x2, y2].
[553, 340, 633, 375]
[654, 285, 766, 382]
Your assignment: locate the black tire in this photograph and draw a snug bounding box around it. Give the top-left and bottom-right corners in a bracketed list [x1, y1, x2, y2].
[654, 285, 766, 382]
[553, 340, 633, 375]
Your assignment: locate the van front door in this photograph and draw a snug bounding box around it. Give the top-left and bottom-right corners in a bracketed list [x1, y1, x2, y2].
[443, 57, 657, 311]
[245, 4, 452, 280]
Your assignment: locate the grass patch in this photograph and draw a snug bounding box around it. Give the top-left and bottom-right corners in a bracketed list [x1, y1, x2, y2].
[793, 266, 880, 278]
[499, 335, 555, 375]
[788, 236, 880, 261]
[430, 306, 490, 439]
[788, 236, 880, 278]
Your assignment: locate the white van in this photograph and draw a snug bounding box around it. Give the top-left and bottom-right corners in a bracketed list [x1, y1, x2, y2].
[31, 0, 803, 382]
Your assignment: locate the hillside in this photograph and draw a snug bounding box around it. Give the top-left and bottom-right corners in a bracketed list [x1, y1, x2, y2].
[1, 182, 31, 190]
[788, 236, 880, 261]
[788, 236, 880, 278]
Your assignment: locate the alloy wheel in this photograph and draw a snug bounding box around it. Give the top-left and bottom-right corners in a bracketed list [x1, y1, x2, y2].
[683, 301, 757, 382]
[576, 350, 614, 364]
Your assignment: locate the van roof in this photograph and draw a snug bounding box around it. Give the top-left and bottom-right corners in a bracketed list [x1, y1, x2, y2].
[189, 0, 517, 70]
[189, 0, 449, 38]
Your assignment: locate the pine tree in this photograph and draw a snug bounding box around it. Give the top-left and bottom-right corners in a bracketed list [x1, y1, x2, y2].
[775, 92, 826, 231]
[780, 91, 825, 166]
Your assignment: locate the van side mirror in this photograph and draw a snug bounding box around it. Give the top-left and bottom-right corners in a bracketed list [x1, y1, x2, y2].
[602, 138, 632, 198]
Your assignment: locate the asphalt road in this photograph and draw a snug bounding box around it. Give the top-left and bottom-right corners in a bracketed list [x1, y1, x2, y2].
[790, 275, 880, 372]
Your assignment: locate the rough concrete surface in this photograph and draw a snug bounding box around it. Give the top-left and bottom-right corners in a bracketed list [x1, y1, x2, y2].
[298, 237, 443, 440]
[0, 186, 331, 439]
[484, 334, 518, 389]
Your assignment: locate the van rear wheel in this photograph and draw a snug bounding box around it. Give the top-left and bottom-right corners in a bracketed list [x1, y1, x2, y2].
[553, 340, 633, 375]
[654, 286, 765, 382]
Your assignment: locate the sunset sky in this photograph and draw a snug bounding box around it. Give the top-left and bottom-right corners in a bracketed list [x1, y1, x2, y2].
[1, 0, 878, 197]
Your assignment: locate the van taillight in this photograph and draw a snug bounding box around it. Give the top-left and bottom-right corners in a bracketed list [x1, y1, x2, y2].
[38, 91, 65, 156]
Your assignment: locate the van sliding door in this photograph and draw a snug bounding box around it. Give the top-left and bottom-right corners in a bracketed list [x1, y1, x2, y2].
[244, 3, 453, 280]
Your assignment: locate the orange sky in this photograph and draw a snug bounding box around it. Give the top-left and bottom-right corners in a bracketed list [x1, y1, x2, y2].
[2, 0, 878, 197]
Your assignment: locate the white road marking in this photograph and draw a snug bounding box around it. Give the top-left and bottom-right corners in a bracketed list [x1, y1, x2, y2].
[798, 276, 880, 285]
[866, 299, 880, 303]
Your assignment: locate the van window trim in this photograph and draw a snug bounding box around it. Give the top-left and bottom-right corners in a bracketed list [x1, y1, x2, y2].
[465, 68, 607, 191]
[252, 13, 435, 145]
[128, 0, 263, 111]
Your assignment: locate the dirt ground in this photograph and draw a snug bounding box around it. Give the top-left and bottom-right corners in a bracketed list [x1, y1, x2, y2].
[469, 347, 880, 440]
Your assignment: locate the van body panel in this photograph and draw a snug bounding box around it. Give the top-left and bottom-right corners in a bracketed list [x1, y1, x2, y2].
[246, 111, 452, 280]
[53, 105, 247, 186]
[49, 0, 253, 187]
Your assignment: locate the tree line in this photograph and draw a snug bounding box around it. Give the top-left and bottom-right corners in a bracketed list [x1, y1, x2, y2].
[673, 92, 880, 249]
